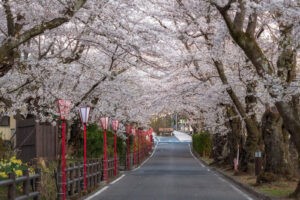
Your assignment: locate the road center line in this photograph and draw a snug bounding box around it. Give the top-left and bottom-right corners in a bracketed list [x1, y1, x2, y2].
[84, 186, 109, 200]
[110, 174, 125, 185]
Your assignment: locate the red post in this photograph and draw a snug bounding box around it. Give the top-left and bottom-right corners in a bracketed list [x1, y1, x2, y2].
[126, 125, 131, 170]
[150, 134, 153, 146]
[61, 121, 67, 200]
[111, 119, 119, 176]
[83, 123, 87, 190]
[126, 135, 130, 170]
[57, 99, 71, 200]
[133, 133, 137, 166]
[103, 129, 108, 181]
[114, 132, 117, 176]
[137, 129, 140, 164]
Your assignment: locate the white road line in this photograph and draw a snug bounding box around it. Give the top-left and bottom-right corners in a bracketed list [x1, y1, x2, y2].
[190, 144, 253, 200]
[150, 144, 158, 158]
[218, 177, 253, 199]
[110, 174, 125, 185]
[188, 144, 205, 167]
[84, 186, 109, 200]
[217, 173, 253, 200]
[218, 177, 226, 182]
[229, 184, 253, 200]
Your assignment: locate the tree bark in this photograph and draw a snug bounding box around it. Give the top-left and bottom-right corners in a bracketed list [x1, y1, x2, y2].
[258, 106, 293, 183]
[225, 105, 243, 166]
[213, 59, 260, 172]
[213, 1, 300, 193]
[275, 101, 300, 198]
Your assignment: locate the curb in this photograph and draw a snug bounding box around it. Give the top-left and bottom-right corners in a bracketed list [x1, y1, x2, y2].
[209, 166, 273, 200]
[197, 156, 275, 200]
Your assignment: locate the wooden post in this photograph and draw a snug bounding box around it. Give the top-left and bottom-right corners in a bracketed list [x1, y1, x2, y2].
[22, 169, 30, 196]
[69, 163, 74, 196]
[90, 160, 94, 188]
[87, 160, 91, 188]
[98, 159, 101, 184]
[8, 173, 16, 200]
[80, 161, 84, 190]
[93, 160, 96, 188]
[56, 169, 62, 200]
[34, 168, 41, 200]
[75, 162, 81, 195]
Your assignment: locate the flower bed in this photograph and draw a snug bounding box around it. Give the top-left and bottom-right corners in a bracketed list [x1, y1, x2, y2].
[0, 156, 34, 180]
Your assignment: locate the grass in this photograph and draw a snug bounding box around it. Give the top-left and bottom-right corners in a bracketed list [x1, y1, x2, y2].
[200, 156, 297, 199]
[257, 181, 295, 197]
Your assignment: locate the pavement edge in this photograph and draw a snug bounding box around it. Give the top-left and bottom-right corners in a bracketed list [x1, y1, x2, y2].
[191, 149, 276, 200]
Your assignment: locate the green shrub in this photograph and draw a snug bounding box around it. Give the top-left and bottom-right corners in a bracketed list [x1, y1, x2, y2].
[0, 156, 35, 180]
[76, 123, 126, 159]
[192, 131, 212, 157]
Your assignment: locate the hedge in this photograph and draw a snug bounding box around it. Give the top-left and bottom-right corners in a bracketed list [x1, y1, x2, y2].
[192, 131, 212, 157]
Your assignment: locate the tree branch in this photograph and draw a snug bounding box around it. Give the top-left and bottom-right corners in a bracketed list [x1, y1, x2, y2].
[3, 0, 15, 36]
[0, 0, 87, 77]
[233, 0, 246, 31]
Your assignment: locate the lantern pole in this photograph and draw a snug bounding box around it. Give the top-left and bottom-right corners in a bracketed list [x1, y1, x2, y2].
[61, 120, 67, 200]
[112, 120, 119, 176]
[137, 129, 140, 164]
[100, 117, 109, 182]
[126, 125, 131, 170]
[133, 128, 137, 166]
[103, 126, 108, 181]
[57, 99, 71, 200]
[83, 122, 87, 188]
[79, 106, 90, 190]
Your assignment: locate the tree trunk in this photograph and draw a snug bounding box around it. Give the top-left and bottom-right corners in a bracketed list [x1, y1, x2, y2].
[214, 59, 260, 172]
[258, 106, 293, 183]
[275, 101, 300, 198]
[225, 105, 243, 166]
[214, 1, 299, 195]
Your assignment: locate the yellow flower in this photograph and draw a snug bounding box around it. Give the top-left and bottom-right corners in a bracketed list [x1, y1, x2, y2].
[15, 170, 23, 177]
[29, 168, 35, 175]
[0, 172, 8, 179]
[10, 156, 22, 165]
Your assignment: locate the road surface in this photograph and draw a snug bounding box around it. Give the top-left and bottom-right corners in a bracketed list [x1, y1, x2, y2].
[86, 136, 254, 200]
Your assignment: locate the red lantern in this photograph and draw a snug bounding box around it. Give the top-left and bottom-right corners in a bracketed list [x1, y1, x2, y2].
[100, 117, 109, 130]
[112, 120, 119, 131]
[57, 99, 71, 120]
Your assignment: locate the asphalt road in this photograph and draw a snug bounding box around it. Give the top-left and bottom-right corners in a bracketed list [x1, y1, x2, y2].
[86, 136, 254, 200]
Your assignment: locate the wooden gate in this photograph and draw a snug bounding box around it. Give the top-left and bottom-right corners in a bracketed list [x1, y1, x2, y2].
[15, 115, 59, 162]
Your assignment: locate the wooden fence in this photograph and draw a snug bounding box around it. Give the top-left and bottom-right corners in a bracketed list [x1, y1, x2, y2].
[0, 169, 41, 200]
[0, 145, 153, 200]
[56, 158, 117, 199]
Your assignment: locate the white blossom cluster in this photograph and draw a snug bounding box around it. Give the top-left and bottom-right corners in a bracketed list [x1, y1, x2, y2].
[0, 0, 299, 136]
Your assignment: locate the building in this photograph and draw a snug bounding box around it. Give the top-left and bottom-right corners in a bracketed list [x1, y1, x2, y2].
[0, 115, 16, 141]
